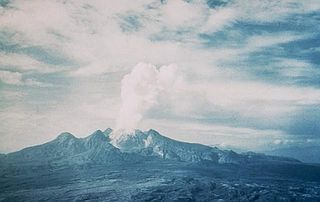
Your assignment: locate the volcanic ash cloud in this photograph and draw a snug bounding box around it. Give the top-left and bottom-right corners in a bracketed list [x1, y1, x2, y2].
[115, 62, 180, 132]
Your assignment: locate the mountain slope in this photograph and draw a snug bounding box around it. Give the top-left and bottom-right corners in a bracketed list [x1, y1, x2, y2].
[112, 129, 222, 162]
[110, 129, 299, 164]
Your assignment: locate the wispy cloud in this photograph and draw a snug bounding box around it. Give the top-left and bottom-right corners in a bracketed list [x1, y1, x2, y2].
[0, 70, 51, 87]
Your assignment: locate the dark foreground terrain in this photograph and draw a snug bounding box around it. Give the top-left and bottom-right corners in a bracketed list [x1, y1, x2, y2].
[1, 129, 320, 201]
[1, 160, 320, 201]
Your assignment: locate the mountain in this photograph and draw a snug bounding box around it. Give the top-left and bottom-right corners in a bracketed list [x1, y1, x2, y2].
[1, 128, 320, 201]
[0, 128, 299, 167]
[0, 129, 141, 167]
[264, 145, 320, 164]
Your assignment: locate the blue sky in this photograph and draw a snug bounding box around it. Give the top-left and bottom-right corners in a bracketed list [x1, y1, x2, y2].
[0, 0, 320, 153]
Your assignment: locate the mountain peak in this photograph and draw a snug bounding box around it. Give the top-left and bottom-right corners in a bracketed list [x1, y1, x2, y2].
[147, 129, 160, 135]
[85, 130, 108, 142]
[56, 132, 75, 142]
[103, 128, 113, 136]
[93, 129, 103, 135]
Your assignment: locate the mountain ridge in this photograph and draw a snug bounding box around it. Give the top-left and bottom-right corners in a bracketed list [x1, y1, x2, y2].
[0, 128, 300, 166]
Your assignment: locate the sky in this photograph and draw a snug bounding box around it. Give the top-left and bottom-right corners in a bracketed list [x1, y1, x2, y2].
[0, 0, 320, 153]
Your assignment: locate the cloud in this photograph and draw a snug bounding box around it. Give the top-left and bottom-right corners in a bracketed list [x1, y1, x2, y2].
[160, 0, 207, 29]
[0, 70, 51, 87]
[244, 32, 306, 51]
[0, 70, 23, 85]
[231, 0, 320, 23]
[0, 52, 57, 73]
[275, 58, 319, 78]
[1, 0, 314, 79]
[201, 7, 237, 33]
[116, 62, 180, 131]
[161, 77, 320, 121]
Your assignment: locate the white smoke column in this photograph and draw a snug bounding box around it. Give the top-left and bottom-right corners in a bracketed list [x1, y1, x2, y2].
[115, 62, 179, 132]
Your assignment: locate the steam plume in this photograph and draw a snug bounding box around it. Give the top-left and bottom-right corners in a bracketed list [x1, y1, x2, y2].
[115, 62, 179, 132]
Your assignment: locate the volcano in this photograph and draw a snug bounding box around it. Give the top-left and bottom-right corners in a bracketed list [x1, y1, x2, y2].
[0, 128, 319, 201]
